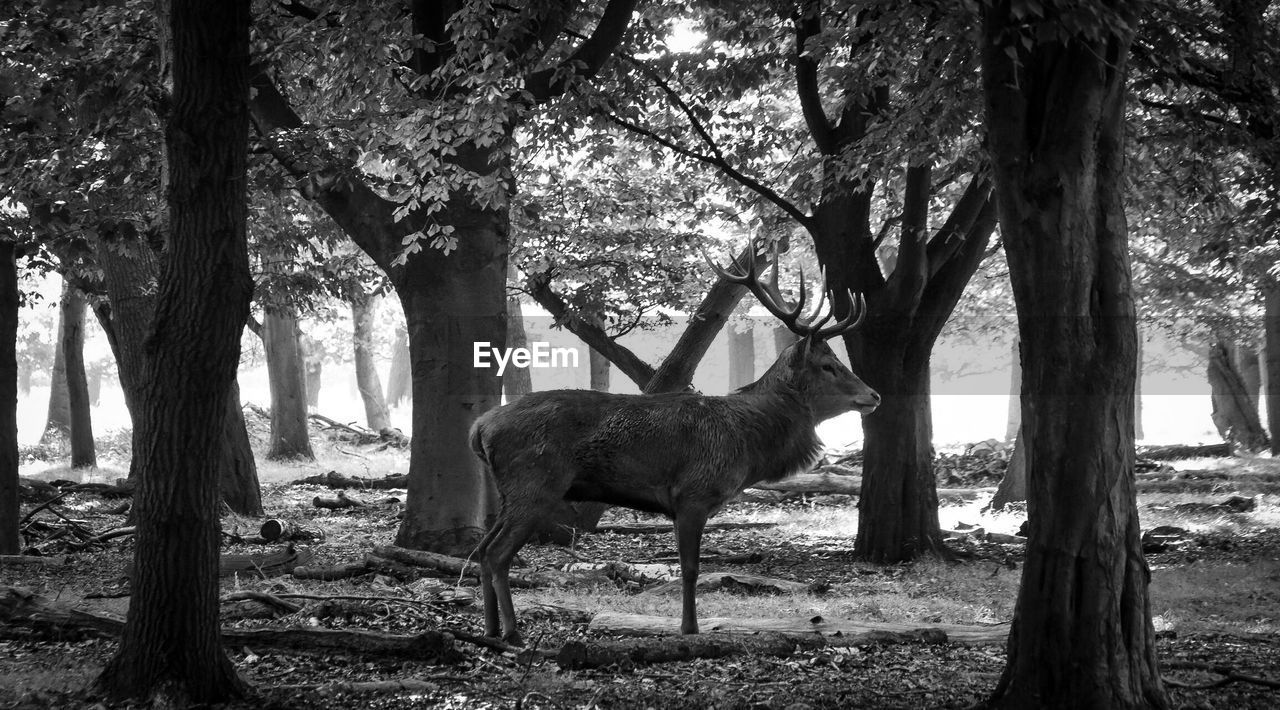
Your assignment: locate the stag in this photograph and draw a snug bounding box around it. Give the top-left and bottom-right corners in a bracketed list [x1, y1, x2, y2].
[470, 252, 879, 644]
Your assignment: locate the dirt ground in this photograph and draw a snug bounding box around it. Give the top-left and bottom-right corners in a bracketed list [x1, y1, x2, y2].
[2, 441, 1279, 709]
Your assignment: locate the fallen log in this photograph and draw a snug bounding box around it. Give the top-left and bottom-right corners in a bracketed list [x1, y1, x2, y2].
[752, 473, 861, 495]
[292, 561, 371, 581]
[589, 612, 1009, 646]
[294, 470, 409, 490]
[371, 545, 567, 588]
[557, 626, 950, 670]
[1, 586, 460, 662]
[260, 519, 324, 543]
[640, 572, 810, 596]
[0, 555, 68, 567]
[1138, 443, 1232, 460]
[220, 545, 314, 578]
[593, 521, 777, 535]
[313, 491, 367, 509]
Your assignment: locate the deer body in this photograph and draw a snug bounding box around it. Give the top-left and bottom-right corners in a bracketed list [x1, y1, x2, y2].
[471, 338, 879, 644]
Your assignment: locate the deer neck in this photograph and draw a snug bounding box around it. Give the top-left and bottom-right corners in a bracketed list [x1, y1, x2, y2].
[730, 384, 824, 486]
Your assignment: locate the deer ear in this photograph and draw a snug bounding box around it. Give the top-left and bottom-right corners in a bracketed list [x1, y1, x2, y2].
[792, 335, 815, 363]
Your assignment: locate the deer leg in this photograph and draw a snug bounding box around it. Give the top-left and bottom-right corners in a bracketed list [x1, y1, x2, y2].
[674, 510, 708, 635]
[476, 521, 503, 638]
[484, 515, 538, 646]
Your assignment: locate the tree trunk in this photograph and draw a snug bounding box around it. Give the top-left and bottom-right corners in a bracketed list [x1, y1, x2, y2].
[386, 326, 411, 407]
[991, 427, 1026, 510]
[392, 190, 506, 556]
[220, 380, 262, 517]
[0, 242, 19, 555]
[62, 284, 96, 469]
[1135, 333, 1145, 440]
[589, 348, 611, 392]
[93, 233, 260, 514]
[1207, 338, 1269, 453]
[1005, 339, 1021, 441]
[504, 290, 533, 399]
[263, 308, 314, 460]
[40, 285, 70, 444]
[1266, 284, 1280, 454]
[351, 293, 392, 431]
[851, 340, 943, 562]
[728, 325, 755, 391]
[301, 333, 321, 409]
[981, 5, 1169, 707]
[96, 0, 251, 701]
[1233, 343, 1261, 413]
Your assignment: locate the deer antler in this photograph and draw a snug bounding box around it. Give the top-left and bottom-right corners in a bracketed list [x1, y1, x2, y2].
[702, 246, 866, 341]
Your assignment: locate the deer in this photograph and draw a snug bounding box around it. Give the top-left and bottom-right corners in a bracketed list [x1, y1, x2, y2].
[469, 251, 880, 645]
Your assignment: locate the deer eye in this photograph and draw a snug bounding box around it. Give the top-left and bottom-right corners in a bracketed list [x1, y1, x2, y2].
[821, 364, 837, 375]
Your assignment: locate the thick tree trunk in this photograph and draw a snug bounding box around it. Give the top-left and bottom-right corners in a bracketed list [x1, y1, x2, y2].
[0, 243, 19, 555]
[991, 427, 1026, 510]
[728, 325, 755, 391]
[1005, 339, 1021, 441]
[392, 194, 506, 555]
[386, 327, 411, 407]
[1207, 338, 1269, 453]
[263, 308, 314, 460]
[504, 291, 533, 399]
[96, 0, 251, 702]
[1266, 284, 1280, 454]
[351, 293, 392, 431]
[981, 6, 1168, 707]
[851, 343, 942, 561]
[40, 287, 70, 443]
[61, 285, 96, 468]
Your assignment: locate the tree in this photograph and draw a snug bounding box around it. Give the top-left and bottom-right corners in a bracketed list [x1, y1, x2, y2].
[96, 0, 252, 701]
[593, 1, 997, 561]
[60, 280, 95, 468]
[263, 305, 314, 460]
[728, 324, 755, 391]
[251, 0, 639, 553]
[39, 285, 70, 443]
[981, 1, 1168, 707]
[350, 290, 392, 431]
[0, 240, 19, 555]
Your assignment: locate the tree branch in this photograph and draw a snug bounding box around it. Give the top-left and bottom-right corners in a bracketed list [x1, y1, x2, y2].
[604, 113, 814, 231]
[524, 0, 638, 102]
[792, 1, 836, 154]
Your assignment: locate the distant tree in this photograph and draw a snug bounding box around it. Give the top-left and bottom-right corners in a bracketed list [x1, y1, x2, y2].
[0, 239, 18, 555]
[60, 281, 95, 468]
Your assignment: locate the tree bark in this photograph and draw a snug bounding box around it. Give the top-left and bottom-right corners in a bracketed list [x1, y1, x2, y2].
[301, 333, 322, 409]
[1207, 338, 1269, 453]
[61, 284, 95, 468]
[981, 4, 1169, 707]
[1005, 339, 1021, 441]
[263, 308, 314, 460]
[1233, 343, 1261, 411]
[95, 0, 252, 701]
[1266, 284, 1280, 454]
[728, 324, 755, 391]
[0, 242, 19, 555]
[39, 285, 70, 444]
[386, 326, 411, 407]
[351, 293, 392, 431]
[589, 348, 610, 392]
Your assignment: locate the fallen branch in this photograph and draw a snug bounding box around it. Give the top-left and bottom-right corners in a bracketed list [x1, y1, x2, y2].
[1138, 443, 1231, 460]
[372, 545, 587, 589]
[292, 561, 371, 581]
[640, 572, 810, 596]
[220, 545, 314, 578]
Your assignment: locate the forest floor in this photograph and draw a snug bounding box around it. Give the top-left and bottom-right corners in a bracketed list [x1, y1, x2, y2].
[2, 418, 1279, 709]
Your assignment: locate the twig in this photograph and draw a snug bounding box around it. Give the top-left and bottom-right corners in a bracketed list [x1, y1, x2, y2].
[19, 490, 74, 525]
